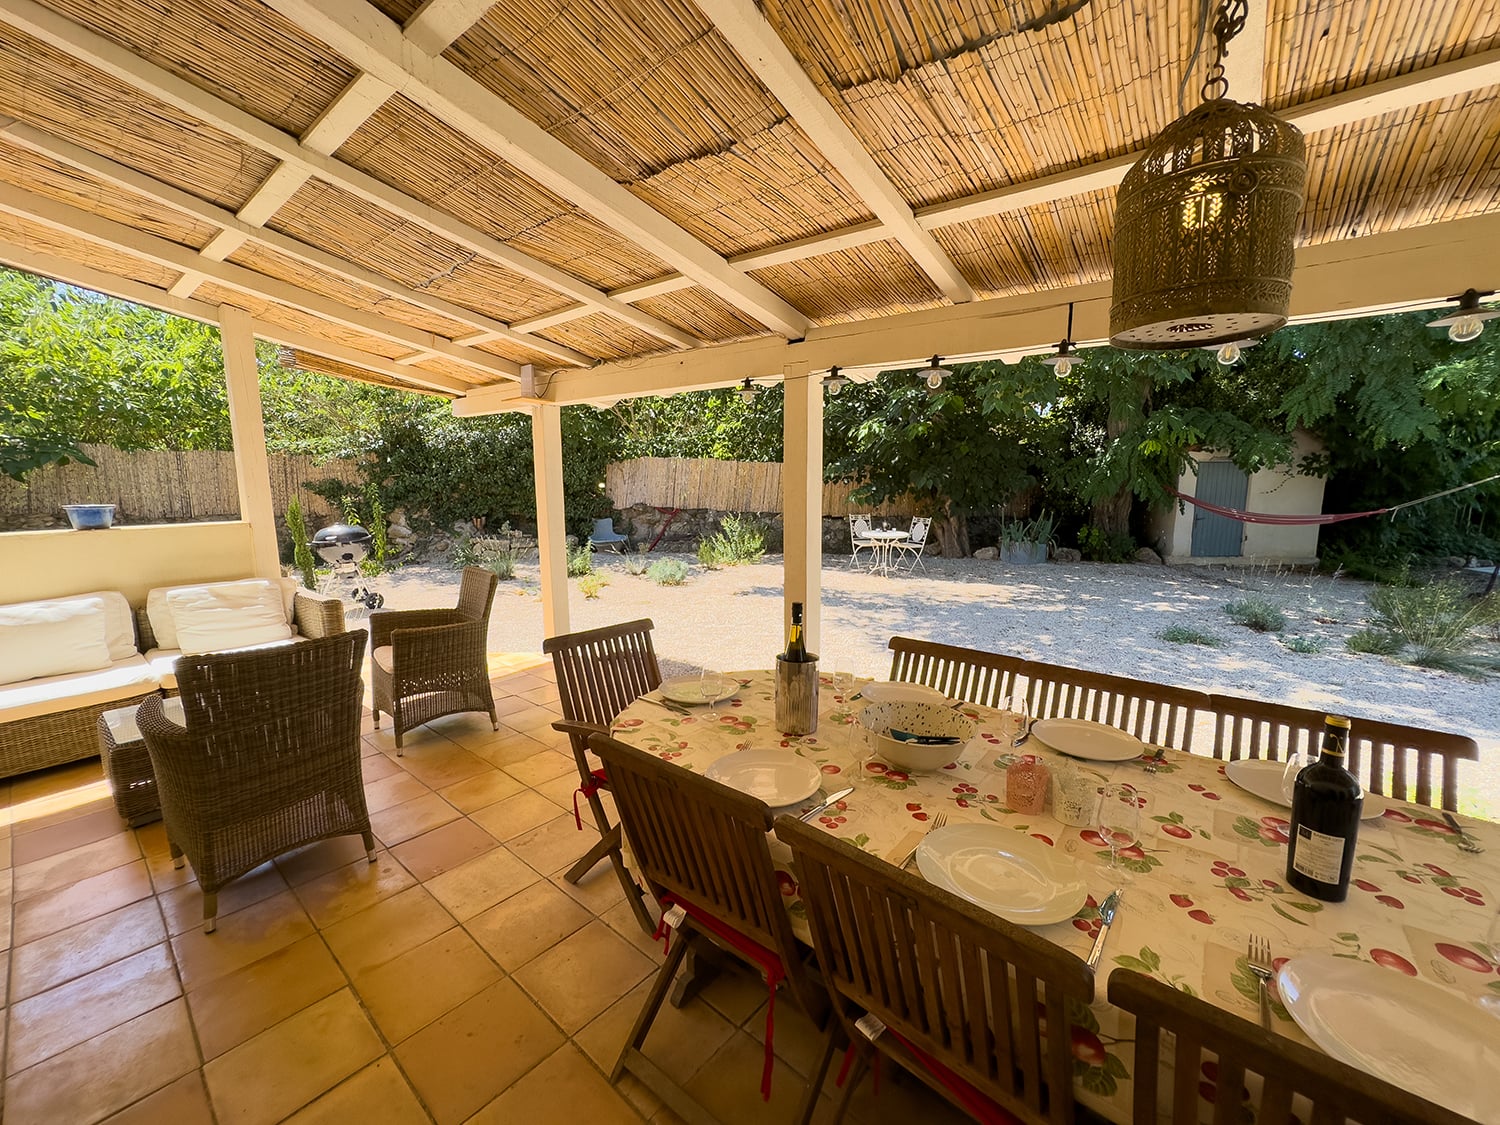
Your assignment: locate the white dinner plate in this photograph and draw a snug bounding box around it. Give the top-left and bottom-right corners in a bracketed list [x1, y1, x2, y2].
[1224, 759, 1391, 820]
[704, 749, 822, 806]
[1277, 953, 1500, 1122]
[659, 674, 735, 705]
[859, 681, 948, 705]
[915, 823, 1089, 926]
[1030, 718, 1144, 762]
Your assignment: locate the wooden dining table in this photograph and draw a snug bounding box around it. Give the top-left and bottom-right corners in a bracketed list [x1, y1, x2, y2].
[612, 670, 1500, 1123]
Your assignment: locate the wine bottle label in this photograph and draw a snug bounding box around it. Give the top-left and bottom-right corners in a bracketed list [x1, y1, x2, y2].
[1291, 825, 1347, 884]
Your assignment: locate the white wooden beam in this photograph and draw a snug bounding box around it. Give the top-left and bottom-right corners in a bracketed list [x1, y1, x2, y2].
[405, 0, 494, 55]
[0, 181, 496, 392]
[218, 305, 282, 579]
[0, 0, 697, 349]
[0, 238, 468, 393]
[265, 0, 812, 339]
[780, 360, 821, 654]
[695, 0, 972, 305]
[301, 71, 395, 155]
[531, 403, 571, 638]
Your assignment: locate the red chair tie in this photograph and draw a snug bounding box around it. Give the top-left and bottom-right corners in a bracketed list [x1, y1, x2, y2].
[571, 767, 609, 830]
[838, 1019, 1020, 1125]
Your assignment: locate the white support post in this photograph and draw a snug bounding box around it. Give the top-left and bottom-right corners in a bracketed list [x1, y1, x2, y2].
[781, 360, 821, 654]
[218, 305, 281, 580]
[532, 403, 570, 639]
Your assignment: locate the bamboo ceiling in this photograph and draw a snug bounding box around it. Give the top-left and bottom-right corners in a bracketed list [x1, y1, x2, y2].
[0, 0, 1494, 401]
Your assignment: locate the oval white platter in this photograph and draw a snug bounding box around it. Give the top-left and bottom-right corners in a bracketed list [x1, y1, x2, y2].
[704, 749, 822, 806]
[1030, 718, 1144, 762]
[916, 823, 1089, 926]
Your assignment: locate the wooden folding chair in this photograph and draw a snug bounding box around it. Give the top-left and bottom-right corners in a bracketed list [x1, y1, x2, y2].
[886, 635, 1028, 709]
[1210, 691, 1477, 811]
[543, 619, 662, 934]
[589, 733, 828, 1125]
[774, 815, 1094, 1125]
[1109, 969, 1472, 1125]
[1025, 659, 1210, 752]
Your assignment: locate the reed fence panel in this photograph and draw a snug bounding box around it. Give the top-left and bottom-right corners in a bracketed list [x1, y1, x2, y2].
[605, 457, 915, 517]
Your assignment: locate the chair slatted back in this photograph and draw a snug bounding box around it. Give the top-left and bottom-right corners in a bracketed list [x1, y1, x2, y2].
[887, 636, 1027, 710]
[455, 566, 499, 625]
[1025, 660, 1209, 752]
[908, 516, 931, 546]
[850, 514, 873, 539]
[544, 618, 661, 730]
[1109, 969, 1472, 1125]
[589, 734, 815, 1004]
[775, 816, 1092, 1125]
[1209, 692, 1475, 811]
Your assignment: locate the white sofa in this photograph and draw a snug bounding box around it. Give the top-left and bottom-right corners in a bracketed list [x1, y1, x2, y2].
[0, 579, 344, 778]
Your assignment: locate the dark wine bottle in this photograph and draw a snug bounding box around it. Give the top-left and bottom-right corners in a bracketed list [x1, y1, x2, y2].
[784, 601, 808, 662]
[1285, 715, 1363, 902]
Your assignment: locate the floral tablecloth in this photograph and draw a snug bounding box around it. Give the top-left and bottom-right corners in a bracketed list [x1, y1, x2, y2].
[612, 671, 1500, 1123]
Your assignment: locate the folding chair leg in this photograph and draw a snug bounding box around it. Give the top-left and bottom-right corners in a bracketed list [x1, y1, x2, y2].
[794, 1021, 842, 1125]
[830, 1046, 870, 1125]
[614, 935, 719, 1125]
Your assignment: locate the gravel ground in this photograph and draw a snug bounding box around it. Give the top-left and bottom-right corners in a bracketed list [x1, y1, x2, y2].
[366, 554, 1500, 815]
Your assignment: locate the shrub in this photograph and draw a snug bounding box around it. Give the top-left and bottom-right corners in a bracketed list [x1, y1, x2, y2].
[284, 496, 318, 590]
[451, 535, 485, 570]
[1281, 634, 1326, 654]
[999, 510, 1055, 546]
[486, 547, 517, 580]
[647, 559, 689, 586]
[705, 514, 767, 565]
[695, 537, 721, 569]
[1077, 525, 1135, 563]
[567, 542, 595, 576]
[1157, 625, 1222, 647]
[1346, 628, 1403, 656]
[624, 544, 651, 576]
[365, 485, 391, 569]
[578, 573, 607, 599]
[1224, 596, 1287, 633]
[1366, 578, 1500, 676]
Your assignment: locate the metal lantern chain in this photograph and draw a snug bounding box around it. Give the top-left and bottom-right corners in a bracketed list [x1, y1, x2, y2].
[1201, 0, 1249, 101]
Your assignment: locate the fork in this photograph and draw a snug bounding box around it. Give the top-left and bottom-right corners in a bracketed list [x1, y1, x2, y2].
[1247, 934, 1275, 1031]
[1444, 812, 1485, 854]
[900, 812, 948, 868]
[1143, 747, 1167, 774]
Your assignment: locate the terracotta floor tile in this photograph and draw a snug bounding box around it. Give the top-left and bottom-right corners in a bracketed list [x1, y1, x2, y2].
[469, 1043, 644, 1124]
[500, 708, 557, 737]
[6, 759, 106, 808]
[394, 979, 563, 1125]
[428, 711, 507, 737]
[465, 878, 592, 971]
[203, 989, 384, 1125]
[506, 813, 601, 877]
[353, 925, 502, 1043]
[159, 860, 289, 936]
[390, 818, 498, 881]
[0, 834, 12, 869]
[10, 789, 115, 838]
[469, 789, 566, 842]
[436, 769, 524, 813]
[11, 897, 165, 1001]
[3, 999, 199, 1125]
[186, 935, 345, 1060]
[535, 770, 586, 811]
[12, 832, 140, 901]
[170, 890, 316, 992]
[282, 1058, 430, 1125]
[574, 978, 737, 1086]
[699, 960, 774, 1026]
[490, 694, 538, 718]
[513, 920, 656, 1034]
[11, 808, 127, 867]
[7, 943, 180, 1073]
[504, 749, 576, 787]
[466, 732, 553, 767]
[683, 1030, 820, 1125]
[274, 834, 377, 887]
[600, 896, 665, 958]
[552, 864, 628, 915]
[293, 850, 415, 928]
[12, 858, 153, 945]
[102, 1072, 214, 1124]
[743, 995, 828, 1076]
[423, 846, 538, 920]
[396, 744, 493, 790]
[321, 885, 454, 977]
[364, 725, 453, 755]
[494, 672, 551, 695]
[370, 792, 461, 847]
[363, 772, 431, 815]
[360, 753, 402, 783]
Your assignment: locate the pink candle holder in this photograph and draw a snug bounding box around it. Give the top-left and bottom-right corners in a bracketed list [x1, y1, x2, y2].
[1006, 754, 1050, 815]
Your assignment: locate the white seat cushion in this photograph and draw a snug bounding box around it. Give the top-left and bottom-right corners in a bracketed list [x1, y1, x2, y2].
[147, 577, 299, 651]
[146, 637, 305, 691]
[372, 645, 393, 674]
[0, 597, 113, 686]
[166, 581, 294, 656]
[0, 656, 160, 725]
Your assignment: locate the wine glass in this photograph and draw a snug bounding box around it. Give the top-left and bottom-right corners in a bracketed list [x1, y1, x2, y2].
[1097, 783, 1140, 870]
[1280, 746, 1310, 804]
[699, 667, 721, 721]
[849, 720, 874, 787]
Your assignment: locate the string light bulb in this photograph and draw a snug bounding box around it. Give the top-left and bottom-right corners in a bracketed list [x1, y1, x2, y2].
[823, 366, 849, 396]
[1206, 338, 1258, 366]
[916, 355, 951, 390]
[1042, 302, 1083, 376]
[736, 377, 758, 404]
[1428, 289, 1498, 343]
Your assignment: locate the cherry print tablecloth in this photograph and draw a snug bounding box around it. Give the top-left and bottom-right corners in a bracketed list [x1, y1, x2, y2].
[612, 671, 1500, 1124]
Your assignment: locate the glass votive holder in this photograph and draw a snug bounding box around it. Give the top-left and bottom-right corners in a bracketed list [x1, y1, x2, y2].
[1053, 761, 1096, 826]
[1006, 754, 1050, 815]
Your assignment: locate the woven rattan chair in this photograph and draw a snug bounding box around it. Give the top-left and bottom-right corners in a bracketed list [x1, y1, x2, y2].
[1025, 659, 1210, 752]
[1109, 969, 1472, 1125]
[1209, 692, 1477, 811]
[588, 732, 828, 1125]
[543, 619, 661, 935]
[138, 630, 374, 933]
[370, 566, 498, 751]
[774, 815, 1094, 1125]
[887, 635, 1029, 709]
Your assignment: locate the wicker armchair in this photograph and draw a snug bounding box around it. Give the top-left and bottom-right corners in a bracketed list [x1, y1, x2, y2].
[370, 566, 499, 751]
[137, 630, 374, 933]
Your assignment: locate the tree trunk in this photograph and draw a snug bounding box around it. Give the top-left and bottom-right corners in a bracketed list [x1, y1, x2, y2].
[1090, 383, 1144, 535]
[933, 499, 970, 557]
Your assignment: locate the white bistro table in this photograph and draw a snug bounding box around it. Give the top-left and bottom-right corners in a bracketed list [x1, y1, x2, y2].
[864, 528, 909, 576]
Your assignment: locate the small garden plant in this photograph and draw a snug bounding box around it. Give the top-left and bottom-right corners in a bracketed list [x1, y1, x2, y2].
[1158, 625, 1222, 647]
[283, 496, 318, 590]
[1224, 596, 1287, 633]
[578, 573, 607, 599]
[1281, 634, 1325, 654]
[1361, 577, 1500, 675]
[647, 559, 689, 586]
[624, 544, 651, 576]
[566, 542, 595, 576]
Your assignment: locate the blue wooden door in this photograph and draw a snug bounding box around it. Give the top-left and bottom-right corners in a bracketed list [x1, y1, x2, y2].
[1191, 461, 1248, 557]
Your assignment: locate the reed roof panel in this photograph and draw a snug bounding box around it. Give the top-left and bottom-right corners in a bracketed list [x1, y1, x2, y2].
[193, 280, 414, 360]
[0, 210, 179, 290]
[631, 288, 761, 343]
[288, 350, 453, 398]
[933, 188, 1117, 299]
[539, 313, 671, 362]
[366, 1, 424, 23]
[475, 338, 575, 370]
[748, 241, 944, 325]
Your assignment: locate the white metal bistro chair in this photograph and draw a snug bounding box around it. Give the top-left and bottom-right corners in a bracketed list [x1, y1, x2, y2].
[848, 514, 877, 569]
[895, 516, 931, 571]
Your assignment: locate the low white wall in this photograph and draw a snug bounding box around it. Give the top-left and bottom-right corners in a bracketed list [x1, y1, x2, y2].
[0, 522, 261, 606]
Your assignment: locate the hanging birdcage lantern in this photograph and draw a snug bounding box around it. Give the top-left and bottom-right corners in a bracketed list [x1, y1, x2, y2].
[1110, 1, 1307, 349]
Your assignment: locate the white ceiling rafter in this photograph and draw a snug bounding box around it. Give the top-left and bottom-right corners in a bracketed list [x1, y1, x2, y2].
[0, 119, 590, 367]
[0, 180, 522, 388]
[404, 0, 496, 55]
[692, 0, 973, 305]
[0, 0, 698, 350]
[263, 0, 812, 340]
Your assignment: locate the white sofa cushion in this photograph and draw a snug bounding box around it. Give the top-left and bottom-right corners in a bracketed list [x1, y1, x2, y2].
[146, 636, 305, 690]
[146, 577, 298, 651]
[0, 597, 113, 686]
[166, 581, 294, 656]
[22, 591, 136, 662]
[0, 656, 159, 724]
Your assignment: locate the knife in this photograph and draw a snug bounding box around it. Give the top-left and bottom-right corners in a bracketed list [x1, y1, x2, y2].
[1086, 890, 1122, 970]
[799, 786, 855, 822]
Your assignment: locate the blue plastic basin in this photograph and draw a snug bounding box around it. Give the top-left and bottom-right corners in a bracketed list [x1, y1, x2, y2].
[62, 504, 116, 530]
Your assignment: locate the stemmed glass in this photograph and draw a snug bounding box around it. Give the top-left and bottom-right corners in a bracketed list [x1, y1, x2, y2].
[699, 667, 722, 721]
[1097, 783, 1140, 870]
[1280, 746, 1310, 804]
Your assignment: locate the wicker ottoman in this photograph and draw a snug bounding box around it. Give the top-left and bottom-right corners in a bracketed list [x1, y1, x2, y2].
[97, 697, 182, 827]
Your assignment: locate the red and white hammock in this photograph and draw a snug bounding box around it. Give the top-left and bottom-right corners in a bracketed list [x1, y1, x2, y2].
[1168, 472, 1500, 526]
